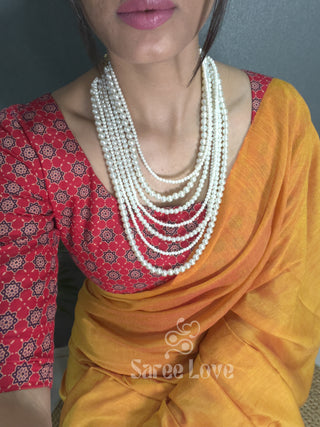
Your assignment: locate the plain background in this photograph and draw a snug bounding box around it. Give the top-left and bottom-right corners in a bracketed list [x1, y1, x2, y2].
[0, 0, 319, 368]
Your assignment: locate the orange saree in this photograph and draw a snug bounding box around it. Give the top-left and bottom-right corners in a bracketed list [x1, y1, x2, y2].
[58, 79, 320, 427]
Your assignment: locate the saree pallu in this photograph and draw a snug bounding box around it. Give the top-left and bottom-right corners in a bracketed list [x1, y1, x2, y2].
[58, 79, 320, 426]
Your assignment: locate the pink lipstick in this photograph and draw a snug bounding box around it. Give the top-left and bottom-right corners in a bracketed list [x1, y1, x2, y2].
[117, 0, 176, 30]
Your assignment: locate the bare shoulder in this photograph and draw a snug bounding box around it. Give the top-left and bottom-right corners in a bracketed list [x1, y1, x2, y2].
[51, 68, 99, 121]
[214, 61, 251, 111]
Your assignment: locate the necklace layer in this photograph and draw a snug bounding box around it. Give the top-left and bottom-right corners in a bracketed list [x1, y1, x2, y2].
[90, 54, 228, 277]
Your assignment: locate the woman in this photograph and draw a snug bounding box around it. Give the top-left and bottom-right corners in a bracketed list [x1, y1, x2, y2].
[0, 0, 319, 426]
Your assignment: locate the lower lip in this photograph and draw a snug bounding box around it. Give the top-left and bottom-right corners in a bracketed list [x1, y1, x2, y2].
[117, 9, 175, 30]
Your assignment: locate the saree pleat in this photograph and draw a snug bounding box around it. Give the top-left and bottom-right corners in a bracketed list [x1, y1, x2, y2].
[58, 79, 320, 427]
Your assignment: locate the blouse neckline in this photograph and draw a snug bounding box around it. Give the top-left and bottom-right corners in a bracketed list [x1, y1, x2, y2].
[47, 72, 273, 210]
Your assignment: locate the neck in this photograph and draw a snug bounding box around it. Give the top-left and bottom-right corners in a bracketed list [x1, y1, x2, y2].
[107, 40, 202, 139]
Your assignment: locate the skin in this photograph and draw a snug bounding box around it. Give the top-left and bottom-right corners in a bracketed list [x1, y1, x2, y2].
[0, 387, 52, 426]
[52, 0, 252, 206]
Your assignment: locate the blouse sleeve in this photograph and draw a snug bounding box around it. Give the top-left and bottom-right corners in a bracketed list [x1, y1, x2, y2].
[0, 104, 60, 393]
[141, 85, 320, 426]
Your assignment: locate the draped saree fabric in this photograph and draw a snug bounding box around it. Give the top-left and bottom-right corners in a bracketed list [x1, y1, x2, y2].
[58, 79, 320, 427]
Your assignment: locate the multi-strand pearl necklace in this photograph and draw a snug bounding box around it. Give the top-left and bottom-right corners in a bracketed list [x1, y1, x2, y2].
[90, 54, 228, 276]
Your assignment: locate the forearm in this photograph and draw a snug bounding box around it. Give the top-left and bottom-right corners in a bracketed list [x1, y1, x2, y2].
[0, 408, 52, 427]
[0, 388, 52, 427]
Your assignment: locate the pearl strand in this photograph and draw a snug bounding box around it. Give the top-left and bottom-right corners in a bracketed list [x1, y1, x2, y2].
[100, 58, 218, 231]
[106, 63, 210, 187]
[90, 55, 228, 276]
[91, 56, 226, 270]
[99, 64, 214, 215]
[98, 84, 213, 250]
[104, 63, 211, 203]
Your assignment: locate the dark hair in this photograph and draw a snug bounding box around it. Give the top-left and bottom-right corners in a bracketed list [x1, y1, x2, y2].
[69, 0, 228, 81]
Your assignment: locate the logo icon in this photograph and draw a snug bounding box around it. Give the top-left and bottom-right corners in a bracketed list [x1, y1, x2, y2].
[164, 317, 201, 359]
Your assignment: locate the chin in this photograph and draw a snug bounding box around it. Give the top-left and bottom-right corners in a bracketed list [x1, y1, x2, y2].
[108, 34, 196, 67]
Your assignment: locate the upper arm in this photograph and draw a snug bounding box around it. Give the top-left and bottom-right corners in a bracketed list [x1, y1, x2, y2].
[0, 104, 60, 393]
